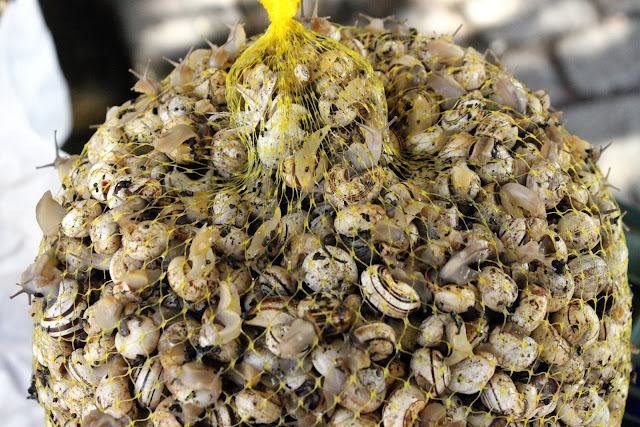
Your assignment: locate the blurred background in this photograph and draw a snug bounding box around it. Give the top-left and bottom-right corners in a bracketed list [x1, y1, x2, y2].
[1, 0, 639, 425]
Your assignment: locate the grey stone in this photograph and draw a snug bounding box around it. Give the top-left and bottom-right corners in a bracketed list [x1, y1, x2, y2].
[594, 134, 640, 204]
[561, 93, 640, 203]
[595, 0, 640, 16]
[116, 0, 241, 68]
[462, 0, 537, 30]
[397, 2, 470, 39]
[503, 45, 570, 104]
[561, 93, 640, 144]
[556, 16, 640, 97]
[464, 0, 597, 49]
[536, 0, 599, 38]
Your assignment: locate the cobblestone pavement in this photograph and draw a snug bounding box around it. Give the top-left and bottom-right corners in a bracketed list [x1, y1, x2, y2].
[112, 0, 640, 204]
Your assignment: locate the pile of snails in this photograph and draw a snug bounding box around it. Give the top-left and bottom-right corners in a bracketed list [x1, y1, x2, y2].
[16, 7, 631, 427]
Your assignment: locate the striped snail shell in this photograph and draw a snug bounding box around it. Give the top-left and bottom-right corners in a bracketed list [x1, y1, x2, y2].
[40, 278, 87, 339]
[382, 383, 428, 427]
[480, 370, 525, 418]
[132, 357, 165, 410]
[361, 264, 421, 318]
[351, 322, 397, 362]
[410, 348, 450, 396]
[324, 163, 385, 208]
[298, 292, 355, 337]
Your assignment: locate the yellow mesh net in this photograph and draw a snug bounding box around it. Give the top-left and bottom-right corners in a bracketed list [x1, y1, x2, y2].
[17, 1, 631, 426]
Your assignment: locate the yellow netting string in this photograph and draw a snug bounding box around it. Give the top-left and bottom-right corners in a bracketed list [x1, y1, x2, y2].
[260, 0, 300, 33]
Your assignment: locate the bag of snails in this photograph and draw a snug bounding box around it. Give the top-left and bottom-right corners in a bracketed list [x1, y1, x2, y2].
[15, 0, 632, 425]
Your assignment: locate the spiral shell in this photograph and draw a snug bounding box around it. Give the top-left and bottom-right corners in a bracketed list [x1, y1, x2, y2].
[40, 279, 87, 339]
[361, 264, 421, 318]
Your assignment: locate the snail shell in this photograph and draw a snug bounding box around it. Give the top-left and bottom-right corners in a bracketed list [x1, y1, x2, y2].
[567, 253, 609, 301]
[90, 211, 121, 255]
[235, 389, 282, 424]
[298, 292, 356, 337]
[404, 125, 445, 159]
[311, 339, 345, 377]
[32, 325, 72, 376]
[167, 250, 218, 302]
[67, 349, 99, 388]
[210, 191, 249, 227]
[533, 267, 575, 313]
[382, 384, 428, 427]
[82, 333, 115, 366]
[303, 246, 358, 293]
[209, 399, 239, 426]
[157, 318, 200, 370]
[87, 161, 116, 202]
[330, 408, 379, 426]
[334, 203, 386, 236]
[410, 348, 450, 396]
[434, 284, 477, 314]
[475, 112, 518, 149]
[392, 88, 440, 137]
[258, 265, 296, 297]
[476, 265, 518, 312]
[556, 387, 610, 427]
[530, 322, 572, 366]
[122, 220, 170, 261]
[61, 199, 103, 238]
[115, 314, 160, 360]
[480, 370, 525, 418]
[526, 160, 567, 210]
[324, 163, 384, 208]
[265, 321, 311, 359]
[106, 176, 162, 210]
[550, 299, 600, 347]
[95, 374, 137, 420]
[351, 322, 397, 362]
[361, 264, 421, 318]
[440, 91, 485, 133]
[447, 351, 496, 394]
[244, 296, 297, 328]
[281, 233, 322, 270]
[509, 284, 548, 333]
[40, 278, 87, 339]
[548, 353, 586, 384]
[417, 314, 446, 347]
[163, 361, 221, 408]
[487, 325, 539, 371]
[132, 357, 165, 410]
[340, 367, 388, 414]
[516, 375, 559, 419]
[210, 129, 248, 177]
[420, 395, 466, 426]
[153, 397, 203, 427]
[557, 211, 600, 252]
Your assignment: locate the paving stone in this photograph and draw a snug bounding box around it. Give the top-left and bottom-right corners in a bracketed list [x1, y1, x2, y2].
[556, 16, 640, 97]
[595, 0, 640, 16]
[503, 45, 570, 104]
[465, 0, 597, 49]
[116, 0, 241, 67]
[536, 0, 599, 37]
[596, 134, 640, 204]
[397, 3, 470, 39]
[561, 93, 640, 145]
[462, 0, 534, 29]
[561, 93, 640, 203]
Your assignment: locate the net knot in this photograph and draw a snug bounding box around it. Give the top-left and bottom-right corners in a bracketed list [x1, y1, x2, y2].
[259, 0, 300, 27]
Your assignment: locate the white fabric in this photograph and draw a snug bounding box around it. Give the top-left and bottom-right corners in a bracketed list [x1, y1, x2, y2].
[0, 0, 72, 425]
